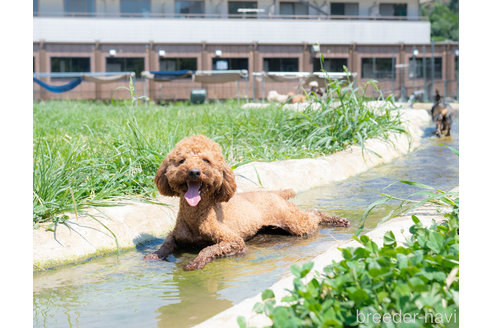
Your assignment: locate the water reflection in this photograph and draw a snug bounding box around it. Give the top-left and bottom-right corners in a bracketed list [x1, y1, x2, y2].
[155, 265, 234, 327]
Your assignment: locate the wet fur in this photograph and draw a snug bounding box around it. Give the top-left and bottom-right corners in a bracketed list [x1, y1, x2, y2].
[145, 135, 350, 270]
[431, 90, 453, 137]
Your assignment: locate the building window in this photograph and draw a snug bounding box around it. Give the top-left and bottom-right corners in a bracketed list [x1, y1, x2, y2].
[175, 1, 205, 17]
[160, 58, 197, 71]
[212, 58, 249, 70]
[409, 57, 442, 79]
[361, 58, 395, 79]
[106, 57, 145, 78]
[313, 58, 348, 72]
[279, 2, 308, 17]
[263, 58, 299, 72]
[64, 0, 95, 16]
[121, 0, 151, 17]
[51, 57, 91, 73]
[330, 2, 359, 16]
[228, 1, 258, 18]
[379, 3, 407, 17]
[34, 0, 39, 16]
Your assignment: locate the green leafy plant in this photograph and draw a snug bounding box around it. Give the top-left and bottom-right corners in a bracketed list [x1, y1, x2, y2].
[244, 212, 458, 328]
[112, 73, 149, 106]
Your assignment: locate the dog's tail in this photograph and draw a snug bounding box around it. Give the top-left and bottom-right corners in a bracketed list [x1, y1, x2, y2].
[275, 189, 296, 200]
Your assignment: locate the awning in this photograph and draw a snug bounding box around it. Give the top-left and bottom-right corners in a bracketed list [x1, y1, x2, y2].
[142, 70, 193, 81]
[255, 72, 355, 83]
[82, 73, 132, 83]
[193, 70, 248, 84]
[262, 74, 302, 83]
[33, 77, 82, 93]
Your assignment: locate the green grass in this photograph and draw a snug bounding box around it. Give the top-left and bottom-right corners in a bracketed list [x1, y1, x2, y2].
[33, 79, 404, 225]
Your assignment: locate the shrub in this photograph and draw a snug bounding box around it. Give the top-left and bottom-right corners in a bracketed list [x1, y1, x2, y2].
[243, 203, 459, 328]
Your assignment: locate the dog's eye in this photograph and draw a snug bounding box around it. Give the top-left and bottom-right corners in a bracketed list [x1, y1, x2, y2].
[203, 158, 210, 164]
[178, 159, 186, 165]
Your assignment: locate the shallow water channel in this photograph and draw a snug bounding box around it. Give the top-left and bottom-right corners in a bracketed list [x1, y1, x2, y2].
[34, 116, 459, 328]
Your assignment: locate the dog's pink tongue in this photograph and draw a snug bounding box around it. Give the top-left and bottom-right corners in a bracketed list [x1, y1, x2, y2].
[185, 181, 201, 206]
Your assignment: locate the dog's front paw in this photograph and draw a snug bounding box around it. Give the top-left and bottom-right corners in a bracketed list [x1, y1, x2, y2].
[144, 253, 161, 261]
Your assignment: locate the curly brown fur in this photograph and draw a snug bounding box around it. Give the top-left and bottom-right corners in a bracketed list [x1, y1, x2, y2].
[145, 135, 350, 270]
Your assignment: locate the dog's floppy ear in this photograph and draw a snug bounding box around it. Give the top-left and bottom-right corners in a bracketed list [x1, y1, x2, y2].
[215, 165, 236, 203]
[154, 158, 177, 197]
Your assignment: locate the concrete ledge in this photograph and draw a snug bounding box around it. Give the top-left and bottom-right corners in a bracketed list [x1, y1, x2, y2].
[33, 197, 179, 270]
[194, 189, 458, 328]
[411, 102, 460, 111]
[33, 108, 431, 271]
[235, 109, 430, 193]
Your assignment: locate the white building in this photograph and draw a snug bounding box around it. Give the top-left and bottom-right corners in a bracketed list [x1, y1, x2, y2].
[33, 1, 457, 101]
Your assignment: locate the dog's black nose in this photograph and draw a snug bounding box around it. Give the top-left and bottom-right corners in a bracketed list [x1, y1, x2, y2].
[188, 169, 201, 179]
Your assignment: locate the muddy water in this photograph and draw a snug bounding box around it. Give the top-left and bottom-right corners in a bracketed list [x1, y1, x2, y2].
[33, 116, 458, 328]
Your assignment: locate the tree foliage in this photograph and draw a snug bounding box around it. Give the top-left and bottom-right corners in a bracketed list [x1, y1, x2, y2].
[421, 0, 459, 41]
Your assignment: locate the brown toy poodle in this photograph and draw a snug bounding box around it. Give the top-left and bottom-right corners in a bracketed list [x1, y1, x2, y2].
[144, 135, 350, 270]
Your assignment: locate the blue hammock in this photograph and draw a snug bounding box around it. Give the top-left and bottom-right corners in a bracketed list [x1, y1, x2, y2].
[33, 77, 83, 93]
[150, 70, 193, 80]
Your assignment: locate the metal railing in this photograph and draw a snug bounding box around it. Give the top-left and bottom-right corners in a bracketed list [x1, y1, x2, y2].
[33, 72, 134, 78]
[33, 11, 427, 21]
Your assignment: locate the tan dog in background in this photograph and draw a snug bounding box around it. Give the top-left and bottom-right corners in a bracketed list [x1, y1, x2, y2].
[287, 92, 307, 103]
